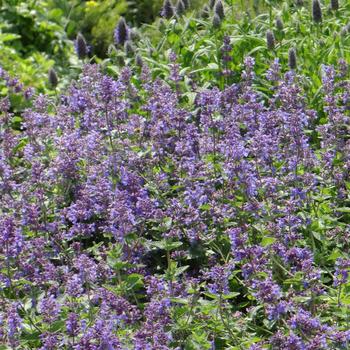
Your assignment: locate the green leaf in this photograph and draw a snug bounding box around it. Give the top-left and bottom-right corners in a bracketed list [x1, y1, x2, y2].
[0, 33, 20, 42]
[261, 236, 276, 247]
[222, 292, 240, 300]
[174, 265, 189, 276]
[170, 297, 189, 305]
[312, 230, 322, 241]
[152, 240, 182, 251]
[337, 207, 350, 213]
[126, 273, 144, 289]
[328, 249, 342, 261]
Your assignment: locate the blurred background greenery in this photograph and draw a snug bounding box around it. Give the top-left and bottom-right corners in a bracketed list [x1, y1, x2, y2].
[1, 0, 349, 117]
[0, 0, 199, 98]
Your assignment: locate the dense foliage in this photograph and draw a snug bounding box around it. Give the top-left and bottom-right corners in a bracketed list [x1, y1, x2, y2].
[108, 0, 350, 112]
[0, 0, 75, 89]
[1, 0, 350, 349]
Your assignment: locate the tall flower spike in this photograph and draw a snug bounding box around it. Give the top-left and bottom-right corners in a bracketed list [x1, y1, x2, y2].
[114, 17, 128, 46]
[209, 0, 216, 9]
[176, 0, 185, 15]
[48, 68, 58, 88]
[312, 0, 322, 23]
[331, 0, 339, 11]
[266, 30, 275, 50]
[212, 13, 221, 28]
[288, 48, 297, 70]
[135, 54, 143, 67]
[276, 17, 284, 31]
[162, 0, 174, 19]
[215, 0, 224, 19]
[75, 33, 88, 59]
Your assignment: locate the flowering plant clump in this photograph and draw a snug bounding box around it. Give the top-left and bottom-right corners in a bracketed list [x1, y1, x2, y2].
[1, 49, 350, 349]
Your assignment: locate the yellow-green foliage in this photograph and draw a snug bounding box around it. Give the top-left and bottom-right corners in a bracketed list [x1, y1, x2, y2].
[0, 0, 75, 109]
[79, 0, 128, 56]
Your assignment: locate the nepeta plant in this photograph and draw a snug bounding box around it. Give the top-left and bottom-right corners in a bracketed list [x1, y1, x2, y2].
[2, 2, 350, 346]
[1, 52, 350, 349]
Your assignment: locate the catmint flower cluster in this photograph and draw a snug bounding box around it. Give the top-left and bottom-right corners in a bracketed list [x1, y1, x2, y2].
[334, 258, 350, 287]
[1, 44, 350, 349]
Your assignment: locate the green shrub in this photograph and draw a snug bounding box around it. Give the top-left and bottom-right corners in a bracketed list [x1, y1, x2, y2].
[106, 0, 350, 113]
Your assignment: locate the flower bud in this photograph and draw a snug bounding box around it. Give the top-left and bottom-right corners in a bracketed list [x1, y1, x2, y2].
[331, 0, 339, 11]
[312, 0, 322, 23]
[135, 54, 143, 67]
[212, 13, 221, 28]
[162, 0, 174, 19]
[266, 30, 275, 50]
[114, 17, 129, 46]
[288, 48, 297, 70]
[215, 0, 224, 19]
[48, 68, 58, 88]
[75, 33, 88, 59]
[276, 17, 284, 31]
